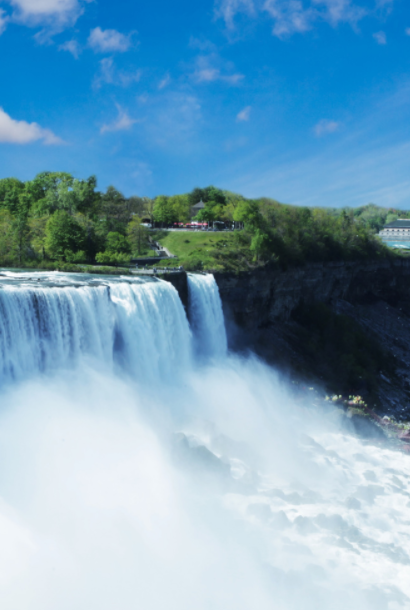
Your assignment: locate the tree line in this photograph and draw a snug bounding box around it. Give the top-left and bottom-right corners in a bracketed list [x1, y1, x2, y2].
[0, 171, 398, 269]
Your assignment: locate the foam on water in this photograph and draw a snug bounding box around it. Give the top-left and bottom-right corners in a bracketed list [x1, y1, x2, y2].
[0, 271, 409, 610]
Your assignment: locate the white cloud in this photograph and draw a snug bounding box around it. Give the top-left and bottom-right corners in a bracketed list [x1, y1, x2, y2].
[373, 30, 387, 44]
[216, 0, 255, 29]
[100, 105, 137, 134]
[264, 0, 314, 37]
[405, 27, 410, 36]
[192, 55, 244, 84]
[5, 0, 88, 36]
[94, 58, 142, 88]
[158, 73, 171, 90]
[0, 107, 62, 144]
[314, 118, 340, 136]
[88, 27, 133, 53]
[236, 106, 251, 121]
[216, 0, 368, 38]
[59, 39, 81, 58]
[0, 9, 8, 34]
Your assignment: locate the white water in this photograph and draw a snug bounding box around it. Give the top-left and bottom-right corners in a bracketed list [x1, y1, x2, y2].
[0, 271, 409, 610]
[188, 272, 227, 359]
[0, 273, 190, 383]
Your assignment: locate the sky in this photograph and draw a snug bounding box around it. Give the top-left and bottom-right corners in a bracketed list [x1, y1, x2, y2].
[0, 0, 409, 207]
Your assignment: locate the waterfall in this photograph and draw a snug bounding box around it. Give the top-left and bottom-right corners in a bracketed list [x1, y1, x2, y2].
[0, 271, 409, 610]
[0, 276, 192, 384]
[187, 273, 227, 359]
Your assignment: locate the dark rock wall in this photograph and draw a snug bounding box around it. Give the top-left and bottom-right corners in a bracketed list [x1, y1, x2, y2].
[215, 259, 410, 418]
[214, 258, 410, 329]
[160, 272, 189, 312]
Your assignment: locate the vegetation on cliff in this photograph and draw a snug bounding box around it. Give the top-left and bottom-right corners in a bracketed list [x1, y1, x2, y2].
[0, 172, 400, 270]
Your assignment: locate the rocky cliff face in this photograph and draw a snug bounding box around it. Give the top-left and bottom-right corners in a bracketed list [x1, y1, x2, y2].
[214, 258, 410, 329]
[214, 258, 410, 419]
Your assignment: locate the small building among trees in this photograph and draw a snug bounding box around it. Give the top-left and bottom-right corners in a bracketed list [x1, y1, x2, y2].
[190, 199, 205, 219]
[379, 219, 410, 241]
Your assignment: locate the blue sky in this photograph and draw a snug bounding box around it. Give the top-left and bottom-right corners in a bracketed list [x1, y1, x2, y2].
[0, 0, 409, 207]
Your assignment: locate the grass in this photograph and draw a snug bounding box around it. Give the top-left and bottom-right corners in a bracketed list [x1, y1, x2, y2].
[150, 230, 254, 272]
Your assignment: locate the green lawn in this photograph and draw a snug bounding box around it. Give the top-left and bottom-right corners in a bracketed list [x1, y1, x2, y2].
[151, 230, 253, 272]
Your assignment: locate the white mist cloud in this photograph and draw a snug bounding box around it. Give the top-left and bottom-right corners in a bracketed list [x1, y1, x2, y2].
[217, 0, 368, 37]
[0, 354, 409, 610]
[314, 118, 340, 136]
[237, 106, 251, 121]
[0, 9, 8, 34]
[100, 104, 137, 134]
[0, 108, 62, 144]
[94, 57, 142, 88]
[373, 30, 387, 44]
[216, 0, 255, 29]
[88, 26, 134, 53]
[405, 27, 410, 36]
[158, 73, 171, 90]
[191, 55, 244, 84]
[59, 38, 81, 58]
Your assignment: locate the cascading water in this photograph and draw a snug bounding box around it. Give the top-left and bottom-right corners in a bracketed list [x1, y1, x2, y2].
[0, 274, 191, 383]
[187, 273, 227, 359]
[0, 270, 409, 610]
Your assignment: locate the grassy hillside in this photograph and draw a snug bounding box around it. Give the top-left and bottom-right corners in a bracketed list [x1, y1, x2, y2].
[151, 230, 254, 272]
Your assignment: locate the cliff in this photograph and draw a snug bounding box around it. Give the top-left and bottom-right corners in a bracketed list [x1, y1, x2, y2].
[214, 258, 410, 328]
[214, 258, 410, 419]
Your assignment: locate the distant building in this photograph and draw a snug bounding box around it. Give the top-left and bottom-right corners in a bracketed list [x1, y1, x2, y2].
[190, 199, 205, 219]
[379, 219, 410, 241]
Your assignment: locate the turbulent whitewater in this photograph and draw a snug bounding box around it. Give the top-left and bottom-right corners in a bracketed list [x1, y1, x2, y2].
[0, 270, 409, 610]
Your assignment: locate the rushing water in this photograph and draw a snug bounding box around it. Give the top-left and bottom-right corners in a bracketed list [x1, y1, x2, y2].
[0, 270, 409, 610]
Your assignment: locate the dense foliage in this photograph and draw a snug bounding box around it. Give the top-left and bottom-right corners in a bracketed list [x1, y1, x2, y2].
[0, 171, 399, 269]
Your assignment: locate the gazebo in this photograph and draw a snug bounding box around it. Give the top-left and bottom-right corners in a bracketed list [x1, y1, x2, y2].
[190, 199, 205, 219]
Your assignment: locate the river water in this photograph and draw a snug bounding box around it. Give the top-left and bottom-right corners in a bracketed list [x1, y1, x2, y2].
[0, 271, 409, 610]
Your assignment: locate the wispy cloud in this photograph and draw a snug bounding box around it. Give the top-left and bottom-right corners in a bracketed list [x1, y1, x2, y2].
[216, 0, 368, 38]
[373, 30, 387, 44]
[405, 27, 410, 36]
[141, 92, 202, 150]
[216, 0, 255, 29]
[314, 118, 340, 136]
[224, 82, 410, 209]
[59, 39, 81, 58]
[158, 73, 171, 90]
[88, 27, 134, 53]
[0, 107, 62, 144]
[189, 36, 217, 51]
[100, 104, 137, 134]
[0, 8, 8, 34]
[191, 55, 244, 84]
[94, 58, 142, 88]
[236, 106, 251, 121]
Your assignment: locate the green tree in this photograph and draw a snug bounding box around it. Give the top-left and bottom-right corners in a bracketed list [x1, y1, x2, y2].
[105, 231, 131, 254]
[0, 210, 18, 264]
[45, 210, 86, 261]
[126, 216, 148, 255]
[250, 229, 270, 262]
[153, 196, 177, 225]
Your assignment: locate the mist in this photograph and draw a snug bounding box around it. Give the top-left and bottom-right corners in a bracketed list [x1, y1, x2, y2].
[0, 273, 409, 610]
